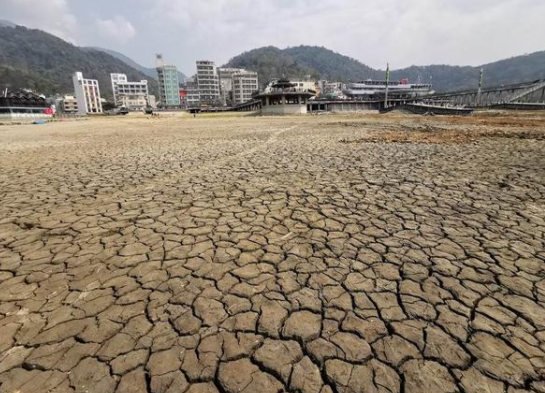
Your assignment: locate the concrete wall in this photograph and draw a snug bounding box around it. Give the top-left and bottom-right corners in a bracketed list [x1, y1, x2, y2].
[308, 101, 377, 113]
[261, 104, 307, 115]
[328, 102, 375, 112]
[0, 112, 52, 119]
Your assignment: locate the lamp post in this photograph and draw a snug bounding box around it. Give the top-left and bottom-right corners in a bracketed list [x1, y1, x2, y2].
[476, 68, 484, 107]
[384, 63, 390, 109]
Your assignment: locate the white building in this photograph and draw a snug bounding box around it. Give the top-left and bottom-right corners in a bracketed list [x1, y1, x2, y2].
[61, 95, 78, 114]
[264, 79, 317, 94]
[232, 71, 259, 105]
[73, 72, 102, 114]
[218, 67, 245, 106]
[319, 81, 344, 98]
[184, 79, 201, 108]
[110, 73, 149, 110]
[185, 79, 200, 108]
[196, 60, 220, 106]
[148, 95, 157, 109]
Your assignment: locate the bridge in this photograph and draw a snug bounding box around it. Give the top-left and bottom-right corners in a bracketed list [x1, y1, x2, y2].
[233, 100, 261, 112]
[427, 79, 545, 108]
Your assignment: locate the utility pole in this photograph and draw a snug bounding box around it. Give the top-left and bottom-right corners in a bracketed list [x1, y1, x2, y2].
[384, 63, 390, 109]
[476, 68, 484, 107]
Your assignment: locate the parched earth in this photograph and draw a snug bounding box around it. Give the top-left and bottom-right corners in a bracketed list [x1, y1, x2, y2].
[0, 112, 544, 393]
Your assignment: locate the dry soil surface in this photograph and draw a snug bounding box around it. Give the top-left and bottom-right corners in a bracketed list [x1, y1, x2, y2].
[0, 112, 545, 393]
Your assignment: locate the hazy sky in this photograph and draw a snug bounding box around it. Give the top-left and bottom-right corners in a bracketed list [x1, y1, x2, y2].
[3, 0, 545, 76]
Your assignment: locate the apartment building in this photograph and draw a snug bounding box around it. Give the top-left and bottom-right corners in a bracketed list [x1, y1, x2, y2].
[232, 71, 259, 105]
[179, 88, 188, 109]
[61, 95, 78, 114]
[319, 81, 343, 98]
[196, 60, 220, 106]
[110, 73, 149, 110]
[72, 72, 102, 115]
[156, 54, 181, 108]
[218, 67, 245, 106]
[184, 79, 201, 108]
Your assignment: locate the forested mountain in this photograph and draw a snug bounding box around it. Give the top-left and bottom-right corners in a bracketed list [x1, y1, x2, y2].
[226, 45, 545, 92]
[390, 51, 545, 92]
[1, 21, 544, 97]
[225, 47, 319, 86]
[84, 47, 187, 82]
[283, 46, 382, 81]
[0, 25, 158, 99]
[0, 20, 17, 28]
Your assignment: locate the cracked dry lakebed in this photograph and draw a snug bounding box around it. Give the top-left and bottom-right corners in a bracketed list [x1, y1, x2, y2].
[0, 111, 544, 393]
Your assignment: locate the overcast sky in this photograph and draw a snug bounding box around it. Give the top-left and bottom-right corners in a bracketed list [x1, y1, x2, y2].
[3, 0, 545, 76]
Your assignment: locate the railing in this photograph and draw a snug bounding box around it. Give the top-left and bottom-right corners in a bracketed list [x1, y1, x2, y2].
[266, 88, 316, 94]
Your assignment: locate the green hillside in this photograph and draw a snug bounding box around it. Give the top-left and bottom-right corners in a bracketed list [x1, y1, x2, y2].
[226, 45, 545, 92]
[0, 25, 158, 100]
[225, 46, 318, 88]
[283, 46, 382, 82]
[2, 23, 544, 97]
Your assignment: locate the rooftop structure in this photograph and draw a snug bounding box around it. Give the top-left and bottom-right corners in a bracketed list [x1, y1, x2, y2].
[265, 79, 317, 94]
[0, 89, 52, 119]
[255, 78, 316, 115]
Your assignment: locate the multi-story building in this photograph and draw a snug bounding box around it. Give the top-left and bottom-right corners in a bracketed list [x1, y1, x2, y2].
[156, 54, 181, 108]
[178, 88, 188, 109]
[184, 79, 201, 108]
[61, 95, 79, 114]
[110, 73, 149, 110]
[319, 81, 344, 98]
[232, 71, 259, 105]
[186, 79, 200, 108]
[148, 95, 157, 109]
[72, 72, 102, 114]
[218, 67, 245, 106]
[196, 60, 220, 107]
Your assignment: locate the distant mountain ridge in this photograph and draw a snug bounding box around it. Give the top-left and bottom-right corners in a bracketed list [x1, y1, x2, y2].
[0, 24, 159, 99]
[226, 46, 545, 92]
[85, 47, 187, 82]
[1, 20, 544, 97]
[0, 19, 17, 28]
